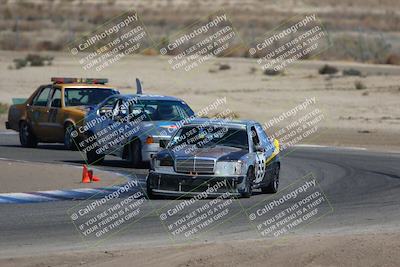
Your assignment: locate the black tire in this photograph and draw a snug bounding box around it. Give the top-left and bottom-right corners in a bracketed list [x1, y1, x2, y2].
[64, 123, 78, 150]
[262, 163, 280, 194]
[129, 139, 143, 168]
[86, 149, 105, 165]
[19, 121, 37, 148]
[146, 176, 156, 200]
[241, 167, 254, 198]
[85, 132, 104, 165]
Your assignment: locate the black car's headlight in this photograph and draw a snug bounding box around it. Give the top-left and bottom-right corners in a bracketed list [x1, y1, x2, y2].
[159, 157, 173, 166]
[154, 156, 174, 171]
[215, 160, 244, 176]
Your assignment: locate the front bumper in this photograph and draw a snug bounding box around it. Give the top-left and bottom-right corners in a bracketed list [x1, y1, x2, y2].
[5, 121, 10, 129]
[147, 171, 245, 197]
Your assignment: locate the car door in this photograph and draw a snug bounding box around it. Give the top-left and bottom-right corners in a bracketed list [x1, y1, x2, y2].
[46, 87, 64, 141]
[27, 85, 52, 138]
[93, 96, 121, 154]
[250, 125, 267, 184]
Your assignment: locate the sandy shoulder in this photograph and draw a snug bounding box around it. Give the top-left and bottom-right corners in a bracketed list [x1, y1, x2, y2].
[1, 231, 399, 267]
[1, 52, 399, 151]
[0, 159, 127, 193]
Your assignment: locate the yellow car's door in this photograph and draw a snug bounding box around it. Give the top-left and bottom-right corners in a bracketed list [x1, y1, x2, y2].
[46, 87, 64, 142]
[27, 86, 52, 139]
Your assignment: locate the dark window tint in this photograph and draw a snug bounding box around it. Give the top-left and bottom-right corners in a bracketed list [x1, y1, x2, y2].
[32, 87, 51, 106]
[65, 88, 116, 106]
[250, 126, 260, 147]
[170, 126, 249, 150]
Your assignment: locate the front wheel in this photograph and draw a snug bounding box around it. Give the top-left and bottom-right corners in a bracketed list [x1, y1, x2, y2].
[241, 168, 254, 198]
[128, 139, 143, 168]
[261, 163, 280, 194]
[64, 124, 78, 150]
[19, 121, 37, 148]
[85, 132, 104, 165]
[86, 147, 105, 165]
[146, 176, 156, 199]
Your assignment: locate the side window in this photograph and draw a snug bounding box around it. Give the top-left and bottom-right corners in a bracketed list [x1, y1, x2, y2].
[250, 126, 260, 149]
[112, 99, 127, 117]
[98, 96, 119, 117]
[32, 87, 51, 107]
[255, 124, 274, 153]
[102, 96, 119, 108]
[50, 89, 62, 108]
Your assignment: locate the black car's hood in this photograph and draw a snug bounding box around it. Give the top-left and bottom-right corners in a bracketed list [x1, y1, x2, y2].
[158, 145, 248, 161]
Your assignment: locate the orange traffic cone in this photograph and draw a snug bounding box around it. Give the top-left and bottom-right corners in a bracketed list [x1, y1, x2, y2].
[81, 165, 91, 183]
[88, 169, 101, 182]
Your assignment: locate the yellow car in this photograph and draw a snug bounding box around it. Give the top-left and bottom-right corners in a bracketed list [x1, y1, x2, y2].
[5, 77, 119, 149]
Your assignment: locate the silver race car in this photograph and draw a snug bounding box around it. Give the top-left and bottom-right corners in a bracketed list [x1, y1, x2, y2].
[146, 118, 280, 198]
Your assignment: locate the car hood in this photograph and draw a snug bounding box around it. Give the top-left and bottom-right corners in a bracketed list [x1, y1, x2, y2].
[159, 145, 248, 161]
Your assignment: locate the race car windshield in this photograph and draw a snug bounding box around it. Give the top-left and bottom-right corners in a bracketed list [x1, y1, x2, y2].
[170, 126, 249, 150]
[129, 100, 194, 121]
[64, 88, 117, 106]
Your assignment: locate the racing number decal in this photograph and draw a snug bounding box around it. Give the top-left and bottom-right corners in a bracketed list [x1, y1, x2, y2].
[254, 152, 266, 183]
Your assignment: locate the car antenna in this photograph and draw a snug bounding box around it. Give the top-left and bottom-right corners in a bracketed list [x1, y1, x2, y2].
[136, 78, 143, 94]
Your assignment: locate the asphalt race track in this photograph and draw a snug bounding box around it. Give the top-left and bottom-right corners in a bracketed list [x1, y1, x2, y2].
[1, 132, 400, 257]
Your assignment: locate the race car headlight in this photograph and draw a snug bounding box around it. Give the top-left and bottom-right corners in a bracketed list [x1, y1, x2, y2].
[154, 157, 174, 172]
[215, 160, 244, 176]
[159, 157, 173, 166]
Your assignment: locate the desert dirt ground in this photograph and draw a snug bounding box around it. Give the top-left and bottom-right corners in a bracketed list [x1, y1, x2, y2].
[1, 231, 400, 267]
[1, 51, 399, 151]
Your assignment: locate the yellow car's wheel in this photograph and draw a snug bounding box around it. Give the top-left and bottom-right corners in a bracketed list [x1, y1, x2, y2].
[19, 121, 37, 148]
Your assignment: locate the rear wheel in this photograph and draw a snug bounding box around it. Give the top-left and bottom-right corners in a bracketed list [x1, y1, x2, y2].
[261, 163, 280, 194]
[19, 121, 37, 148]
[241, 167, 254, 198]
[128, 139, 143, 168]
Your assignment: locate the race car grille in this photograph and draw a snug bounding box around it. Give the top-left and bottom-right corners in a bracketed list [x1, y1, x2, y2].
[175, 158, 215, 174]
